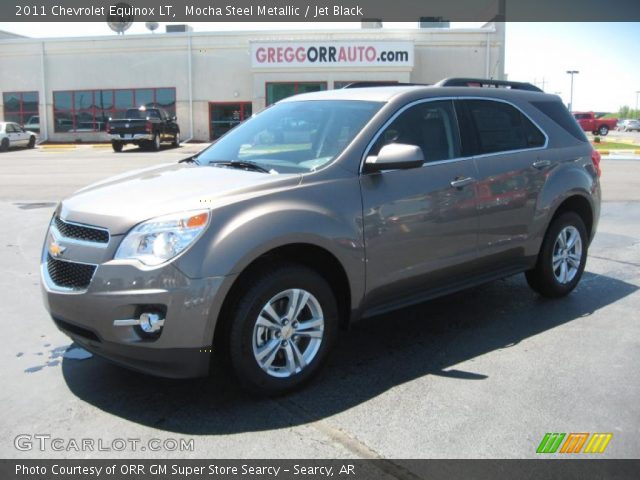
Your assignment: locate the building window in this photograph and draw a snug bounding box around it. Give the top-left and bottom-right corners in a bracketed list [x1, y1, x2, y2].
[52, 87, 176, 132]
[265, 82, 327, 106]
[209, 102, 253, 140]
[3, 91, 39, 131]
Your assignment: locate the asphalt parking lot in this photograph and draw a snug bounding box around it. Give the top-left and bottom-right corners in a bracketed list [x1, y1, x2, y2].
[1, 144, 639, 460]
[590, 129, 640, 150]
[606, 129, 640, 141]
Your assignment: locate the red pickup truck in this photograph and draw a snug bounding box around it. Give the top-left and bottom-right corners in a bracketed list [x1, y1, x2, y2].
[573, 112, 617, 136]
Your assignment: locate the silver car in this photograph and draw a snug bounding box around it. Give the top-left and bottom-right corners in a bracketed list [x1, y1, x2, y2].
[41, 79, 601, 394]
[617, 119, 640, 132]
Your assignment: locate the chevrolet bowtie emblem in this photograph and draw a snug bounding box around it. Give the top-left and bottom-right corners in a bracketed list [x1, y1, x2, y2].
[48, 241, 66, 257]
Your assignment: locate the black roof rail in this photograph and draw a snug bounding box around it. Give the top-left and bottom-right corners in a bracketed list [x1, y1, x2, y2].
[436, 78, 543, 92]
[341, 81, 429, 89]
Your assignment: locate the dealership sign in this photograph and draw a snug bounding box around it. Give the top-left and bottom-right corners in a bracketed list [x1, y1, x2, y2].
[251, 41, 414, 68]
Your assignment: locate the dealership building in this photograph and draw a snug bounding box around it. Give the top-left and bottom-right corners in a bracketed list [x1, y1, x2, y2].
[0, 23, 505, 142]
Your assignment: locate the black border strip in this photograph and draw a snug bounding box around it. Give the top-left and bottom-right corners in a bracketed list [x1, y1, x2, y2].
[2, 459, 640, 480]
[4, 0, 640, 23]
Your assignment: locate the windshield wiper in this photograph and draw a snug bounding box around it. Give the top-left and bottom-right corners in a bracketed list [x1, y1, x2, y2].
[179, 155, 199, 165]
[209, 160, 272, 174]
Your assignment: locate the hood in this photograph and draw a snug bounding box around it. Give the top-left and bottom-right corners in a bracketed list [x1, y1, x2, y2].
[59, 163, 299, 234]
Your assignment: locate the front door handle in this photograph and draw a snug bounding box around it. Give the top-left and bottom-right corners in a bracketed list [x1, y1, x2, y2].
[532, 160, 551, 169]
[450, 177, 476, 189]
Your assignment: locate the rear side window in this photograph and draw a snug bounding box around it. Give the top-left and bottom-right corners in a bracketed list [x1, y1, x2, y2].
[532, 101, 588, 142]
[464, 100, 546, 154]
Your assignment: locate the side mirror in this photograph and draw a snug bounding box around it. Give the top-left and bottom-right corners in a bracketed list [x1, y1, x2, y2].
[364, 143, 425, 173]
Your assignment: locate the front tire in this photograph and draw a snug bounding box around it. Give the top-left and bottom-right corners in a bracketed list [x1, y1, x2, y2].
[228, 264, 338, 395]
[526, 212, 588, 298]
[27, 136, 36, 148]
[598, 125, 609, 136]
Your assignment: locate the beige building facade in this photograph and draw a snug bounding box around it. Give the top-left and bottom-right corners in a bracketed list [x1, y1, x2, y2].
[0, 23, 505, 142]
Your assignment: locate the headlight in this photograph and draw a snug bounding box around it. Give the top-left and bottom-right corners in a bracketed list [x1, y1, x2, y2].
[115, 210, 210, 266]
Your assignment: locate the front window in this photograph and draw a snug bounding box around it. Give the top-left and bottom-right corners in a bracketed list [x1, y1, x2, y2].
[266, 82, 327, 105]
[52, 88, 176, 132]
[3, 91, 39, 131]
[195, 100, 382, 174]
[369, 100, 461, 162]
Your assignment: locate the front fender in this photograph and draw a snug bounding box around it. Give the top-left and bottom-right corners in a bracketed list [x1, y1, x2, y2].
[176, 175, 365, 310]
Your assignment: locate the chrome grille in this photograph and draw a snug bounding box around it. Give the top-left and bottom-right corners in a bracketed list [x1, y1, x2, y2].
[54, 217, 109, 244]
[46, 255, 96, 290]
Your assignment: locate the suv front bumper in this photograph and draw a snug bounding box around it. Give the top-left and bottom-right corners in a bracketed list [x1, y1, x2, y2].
[42, 257, 228, 378]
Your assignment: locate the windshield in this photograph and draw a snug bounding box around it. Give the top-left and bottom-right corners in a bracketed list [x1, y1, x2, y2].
[195, 100, 383, 173]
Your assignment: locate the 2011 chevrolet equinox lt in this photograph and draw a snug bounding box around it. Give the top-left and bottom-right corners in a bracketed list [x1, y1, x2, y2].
[41, 79, 601, 395]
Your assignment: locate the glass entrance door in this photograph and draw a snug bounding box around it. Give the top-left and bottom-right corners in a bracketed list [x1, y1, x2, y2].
[209, 102, 253, 140]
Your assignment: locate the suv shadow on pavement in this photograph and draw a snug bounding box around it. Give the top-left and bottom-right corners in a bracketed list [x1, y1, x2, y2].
[60, 271, 637, 435]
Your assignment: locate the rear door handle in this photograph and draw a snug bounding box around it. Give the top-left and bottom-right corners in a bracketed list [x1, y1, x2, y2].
[450, 177, 476, 189]
[532, 160, 551, 169]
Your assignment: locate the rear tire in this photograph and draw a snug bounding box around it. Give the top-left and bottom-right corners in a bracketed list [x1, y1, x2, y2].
[1, 138, 9, 152]
[112, 141, 123, 152]
[227, 264, 338, 396]
[27, 136, 36, 148]
[152, 133, 160, 151]
[172, 132, 180, 148]
[525, 212, 588, 298]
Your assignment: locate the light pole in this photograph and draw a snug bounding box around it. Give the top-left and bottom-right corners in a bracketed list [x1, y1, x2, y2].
[566, 70, 579, 112]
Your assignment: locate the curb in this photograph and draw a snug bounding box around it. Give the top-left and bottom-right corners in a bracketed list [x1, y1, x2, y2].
[598, 149, 640, 156]
[39, 144, 77, 149]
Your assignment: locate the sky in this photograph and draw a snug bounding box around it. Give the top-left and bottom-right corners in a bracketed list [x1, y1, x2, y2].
[1, 21, 639, 112]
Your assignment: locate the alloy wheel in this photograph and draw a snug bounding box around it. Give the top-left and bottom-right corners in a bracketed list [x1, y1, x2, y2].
[552, 225, 582, 284]
[252, 288, 324, 378]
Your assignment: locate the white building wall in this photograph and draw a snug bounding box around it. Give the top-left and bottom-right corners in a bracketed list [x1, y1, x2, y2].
[0, 24, 505, 142]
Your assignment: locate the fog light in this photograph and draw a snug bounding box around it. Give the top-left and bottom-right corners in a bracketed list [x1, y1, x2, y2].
[113, 312, 165, 334]
[139, 312, 164, 333]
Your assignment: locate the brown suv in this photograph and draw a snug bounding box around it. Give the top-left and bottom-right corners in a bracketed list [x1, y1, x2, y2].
[41, 78, 601, 395]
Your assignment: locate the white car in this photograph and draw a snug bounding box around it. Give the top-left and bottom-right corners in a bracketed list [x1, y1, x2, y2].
[0, 122, 37, 151]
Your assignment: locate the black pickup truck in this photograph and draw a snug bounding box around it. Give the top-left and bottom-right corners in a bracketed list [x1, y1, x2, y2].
[107, 107, 180, 152]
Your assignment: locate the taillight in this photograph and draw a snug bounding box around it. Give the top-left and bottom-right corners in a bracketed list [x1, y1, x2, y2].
[145, 121, 153, 133]
[591, 148, 602, 177]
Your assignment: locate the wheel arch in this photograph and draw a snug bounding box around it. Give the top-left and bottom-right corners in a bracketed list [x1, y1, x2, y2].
[212, 242, 353, 350]
[549, 194, 594, 241]
[534, 151, 600, 244]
